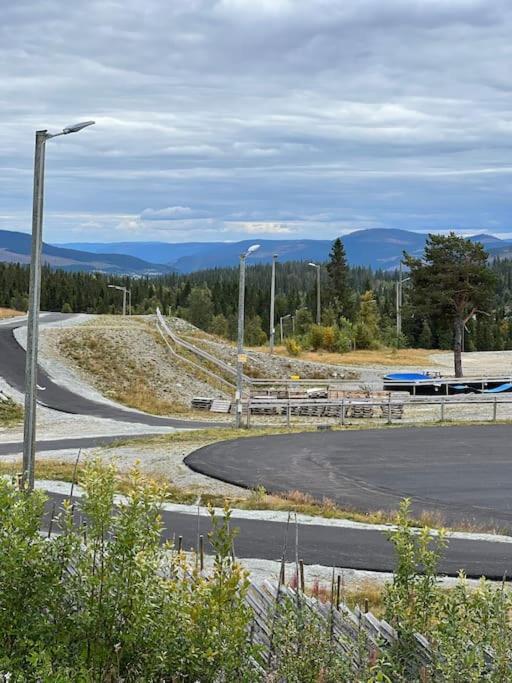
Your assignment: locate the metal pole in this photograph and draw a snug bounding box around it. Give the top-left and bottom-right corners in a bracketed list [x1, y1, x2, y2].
[235, 255, 246, 428]
[23, 130, 47, 490]
[280, 316, 284, 344]
[316, 265, 321, 324]
[397, 263, 402, 338]
[122, 288, 127, 316]
[269, 254, 277, 354]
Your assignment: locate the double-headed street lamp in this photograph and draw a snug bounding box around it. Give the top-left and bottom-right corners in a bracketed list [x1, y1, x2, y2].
[235, 243, 260, 428]
[23, 121, 95, 491]
[108, 284, 131, 316]
[308, 262, 321, 324]
[269, 253, 278, 354]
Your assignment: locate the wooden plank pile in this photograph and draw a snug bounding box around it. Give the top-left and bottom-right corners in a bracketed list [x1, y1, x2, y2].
[191, 397, 232, 413]
[191, 397, 213, 411]
[209, 399, 232, 413]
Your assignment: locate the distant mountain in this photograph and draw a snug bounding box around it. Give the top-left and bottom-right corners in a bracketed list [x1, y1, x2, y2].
[59, 228, 512, 273]
[58, 241, 208, 265]
[0, 230, 174, 275]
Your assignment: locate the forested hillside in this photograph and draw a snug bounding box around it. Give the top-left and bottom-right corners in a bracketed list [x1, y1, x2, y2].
[1, 253, 511, 352]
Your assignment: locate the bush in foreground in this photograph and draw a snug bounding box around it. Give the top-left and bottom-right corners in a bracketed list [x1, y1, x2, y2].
[1, 468, 512, 681]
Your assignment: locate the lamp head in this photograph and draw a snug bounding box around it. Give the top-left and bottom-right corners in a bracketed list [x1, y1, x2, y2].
[247, 244, 260, 255]
[308, 262, 318, 268]
[62, 120, 95, 135]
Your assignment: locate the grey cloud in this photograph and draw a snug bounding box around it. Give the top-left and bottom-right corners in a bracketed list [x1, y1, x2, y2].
[0, 0, 511, 243]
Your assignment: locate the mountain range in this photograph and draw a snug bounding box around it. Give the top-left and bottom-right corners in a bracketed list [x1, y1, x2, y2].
[0, 228, 510, 275]
[0, 230, 174, 275]
[61, 229, 512, 273]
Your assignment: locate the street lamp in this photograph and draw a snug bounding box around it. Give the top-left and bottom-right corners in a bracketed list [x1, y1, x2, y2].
[308, 262, 321, 324]
[108, 284, 131, 316]
[280, 314, 291, 344]
[269, 253, 278, 354]
[23, 120, 95, 491]
[396, 263, 411, 340]
[235, 243, 260, 427]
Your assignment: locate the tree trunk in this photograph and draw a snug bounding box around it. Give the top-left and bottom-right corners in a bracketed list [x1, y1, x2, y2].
[453, 318, 463, 377]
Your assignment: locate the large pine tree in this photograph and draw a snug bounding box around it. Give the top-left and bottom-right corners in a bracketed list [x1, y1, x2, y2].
[404, 233, 496, 377]
[326, 238, 351, 319]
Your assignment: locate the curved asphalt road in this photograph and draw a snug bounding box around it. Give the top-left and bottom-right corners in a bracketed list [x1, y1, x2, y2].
[2, 313, 512, 578]
[0, 313, 216, 428]
[186, 426, 512, 533]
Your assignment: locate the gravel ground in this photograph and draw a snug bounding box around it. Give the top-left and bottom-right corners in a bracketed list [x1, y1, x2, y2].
[0, 438, 248, 497]
[432, 349, 512, 375]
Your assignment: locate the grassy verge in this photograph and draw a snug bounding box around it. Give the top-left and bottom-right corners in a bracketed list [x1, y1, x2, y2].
[0, 307, 24, 320]
[55, 323, 196, 416]
[2, 428, 502, 535]
[250, 344, 440, 368]
[0, 397, 23, 427]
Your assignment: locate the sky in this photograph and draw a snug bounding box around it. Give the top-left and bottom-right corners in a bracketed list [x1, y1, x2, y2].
[1, 0, 512, 244]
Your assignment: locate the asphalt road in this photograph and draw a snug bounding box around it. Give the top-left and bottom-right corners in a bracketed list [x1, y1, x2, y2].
[40, 490, 512, 579]
[186, 425, 512, 532]
[0, 313, 215, 428]
[3, 312, 512, 578]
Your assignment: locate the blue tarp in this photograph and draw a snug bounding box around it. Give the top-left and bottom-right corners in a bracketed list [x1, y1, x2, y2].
[482, 383, 512, 393]
[384, 373, 432, 382]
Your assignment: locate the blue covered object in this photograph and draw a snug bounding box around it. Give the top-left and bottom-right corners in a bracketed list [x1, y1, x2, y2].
[482, 383, 512, 393]
[384, 373, 432, 382]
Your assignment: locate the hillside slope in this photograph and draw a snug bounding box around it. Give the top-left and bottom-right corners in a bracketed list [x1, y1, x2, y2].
[61, 228, 512, 272]
[0, 230, 174, 275]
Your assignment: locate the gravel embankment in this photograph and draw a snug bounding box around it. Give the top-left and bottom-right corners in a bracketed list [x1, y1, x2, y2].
[38, 316, 230, 419]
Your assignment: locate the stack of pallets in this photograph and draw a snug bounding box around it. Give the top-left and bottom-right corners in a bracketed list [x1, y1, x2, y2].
[191, 397, 213, 411]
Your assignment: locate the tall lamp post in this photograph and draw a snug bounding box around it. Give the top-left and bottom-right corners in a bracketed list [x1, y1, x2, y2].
[269, 253, 278, 354]
[23, 121, 95, 491]
[396, 263, 410, 341]
[108, 284, 131, 316]
[308, 262, 321, 324]
[235, 243, 260, 428]
[280, 313, 291, 344]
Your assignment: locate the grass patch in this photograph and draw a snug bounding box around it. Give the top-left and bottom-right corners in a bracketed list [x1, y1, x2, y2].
[0, 397, 23, 427]
[250, 344, 439, 368]
[55, 323, 196, 416]
[0, 307, 24, 320]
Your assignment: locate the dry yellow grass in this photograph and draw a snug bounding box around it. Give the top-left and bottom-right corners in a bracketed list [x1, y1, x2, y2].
[251, 344, 439, 368]
[0, 307, 24, 320]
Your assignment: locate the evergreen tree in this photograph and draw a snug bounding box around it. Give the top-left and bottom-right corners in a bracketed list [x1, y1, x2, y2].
[326, 238, 351, 319]
[186, 286, 213, 330]
[404, 233, 496, 377]
[355, 290, 380, 349]
[418, 320, 433, 349]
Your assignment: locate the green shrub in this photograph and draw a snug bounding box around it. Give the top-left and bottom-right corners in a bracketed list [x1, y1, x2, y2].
[285, 337, 302, 356]
[0, 396, 23, 426]
[0, 463, 258, 681]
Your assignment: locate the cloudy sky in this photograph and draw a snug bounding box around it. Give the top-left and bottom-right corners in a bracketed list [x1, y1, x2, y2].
[1, 0, 512, 244]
